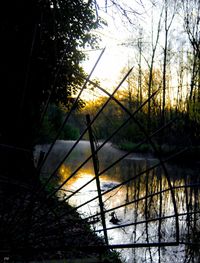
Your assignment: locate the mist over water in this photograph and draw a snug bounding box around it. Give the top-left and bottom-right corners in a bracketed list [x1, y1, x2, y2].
[35, 140, 200, 263]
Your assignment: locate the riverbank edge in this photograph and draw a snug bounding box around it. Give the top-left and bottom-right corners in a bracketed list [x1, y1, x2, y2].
[0, 146, 122, 263]
[40, 181, 122, 263]
[115, 141, 200, 164]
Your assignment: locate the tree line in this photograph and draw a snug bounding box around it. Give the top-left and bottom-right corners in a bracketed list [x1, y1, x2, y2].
[4, 0, 197, 159]
[60, 0, 200, 158]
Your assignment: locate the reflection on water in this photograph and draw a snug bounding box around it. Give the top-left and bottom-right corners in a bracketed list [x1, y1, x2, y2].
[36, 140, 200, 263]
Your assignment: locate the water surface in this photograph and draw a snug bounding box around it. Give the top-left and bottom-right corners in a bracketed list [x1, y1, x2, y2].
[35, 140, 200, 263]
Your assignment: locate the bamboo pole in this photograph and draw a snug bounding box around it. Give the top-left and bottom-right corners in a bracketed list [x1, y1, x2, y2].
[86, 114, 109, 245]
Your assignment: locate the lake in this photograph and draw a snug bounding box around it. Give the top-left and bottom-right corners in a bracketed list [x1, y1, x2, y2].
[35, 140, 200, 263]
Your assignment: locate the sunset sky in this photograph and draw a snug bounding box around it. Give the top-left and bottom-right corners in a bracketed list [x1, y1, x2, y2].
[80, 0, 190, 104]
[81, 16, 132, 85]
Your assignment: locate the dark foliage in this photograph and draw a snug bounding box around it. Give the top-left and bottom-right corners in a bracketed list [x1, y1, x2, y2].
[0, 0, 101, 148]
[36, 104, 80, 143]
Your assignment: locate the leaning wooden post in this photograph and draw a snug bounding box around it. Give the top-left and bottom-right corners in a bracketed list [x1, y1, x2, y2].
[86, 114, 109, 245]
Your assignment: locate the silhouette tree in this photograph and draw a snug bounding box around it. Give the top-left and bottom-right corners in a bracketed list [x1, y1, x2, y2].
[0, 0, 101, 148]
